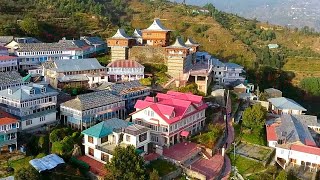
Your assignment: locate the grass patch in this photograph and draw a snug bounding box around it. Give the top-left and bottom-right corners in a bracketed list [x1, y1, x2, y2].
[191, 124, 224, 148]
[234, 124, 267, 146]
[229, 154, 265, 176]
[9, 156, 34, 172]
[146, 159, 177, 177]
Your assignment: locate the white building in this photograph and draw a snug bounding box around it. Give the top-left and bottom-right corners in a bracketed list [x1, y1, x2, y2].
[266, 114, 320, 170]
[131, 91, 208, 147]
[268, 97, 307, 115]
[60, 91, 126, 130]
[0, 56, 18, 72]
[210, 58, 245, 85]
[81, 118, 150, 164]
[0, 83, 58, 131]
[107, 59, 144, 82]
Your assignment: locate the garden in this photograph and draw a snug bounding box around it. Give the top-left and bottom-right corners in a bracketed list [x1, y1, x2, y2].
[146, 159, 178, 177]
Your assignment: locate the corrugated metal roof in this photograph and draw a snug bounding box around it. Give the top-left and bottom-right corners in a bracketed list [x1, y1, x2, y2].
[81, 118, 132, 138]
[268, 97, 306, 111]
[53, 58, 104, 72]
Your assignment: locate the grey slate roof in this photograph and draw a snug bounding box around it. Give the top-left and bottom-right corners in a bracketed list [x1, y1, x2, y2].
[0, 36, 14, 44]
[53, 58, 105, 72]
[61, 90, 123, 111]
[185, 38, 199, 46]
[0, 71, 24, 86]
[16, 43, 65, 52]
[0, 83, 58, 101]
[15, 37, 41, 43]
[80, 36, 106, 45]
[268, 97, 307, 111]
[275, 114, 319, 145]
[225, 63, 243, 69]
[106, 81, 150, 95]
[58, 75, 89, 82]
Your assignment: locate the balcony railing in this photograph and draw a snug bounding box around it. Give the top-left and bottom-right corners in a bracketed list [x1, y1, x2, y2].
[95, 145, 114, 155]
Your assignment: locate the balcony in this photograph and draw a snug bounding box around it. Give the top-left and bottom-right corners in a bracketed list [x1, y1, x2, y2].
[96, 142, 129, 155]
[0, 138, 17, 147]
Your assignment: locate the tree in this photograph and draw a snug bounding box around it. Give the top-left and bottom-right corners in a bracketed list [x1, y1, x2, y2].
[276, 170, 287, 180]
[139, 77, 152, 86]
[19, 17, 41, 36]
[15, 166, 40, 180]
[149, 169, 160, 180]
[242, 104, 267, 129]
[105, 145, 146, 180]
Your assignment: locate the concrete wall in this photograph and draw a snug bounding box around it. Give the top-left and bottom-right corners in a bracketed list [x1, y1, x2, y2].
[184, 167, 206, 180]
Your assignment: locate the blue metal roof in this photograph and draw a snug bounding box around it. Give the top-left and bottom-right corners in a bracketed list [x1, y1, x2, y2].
[268, 97, 307, 111]
[224, 62, 243, 69]
[29, 154, 65, 172]
[82, 118, 133, 138]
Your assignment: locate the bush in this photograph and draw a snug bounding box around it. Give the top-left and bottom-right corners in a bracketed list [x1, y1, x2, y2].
[140, 77, 152, 86]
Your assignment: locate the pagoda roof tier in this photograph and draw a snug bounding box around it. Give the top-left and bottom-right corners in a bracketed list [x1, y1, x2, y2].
[185, 38, 200, 46]
[132, 29, 142, 38]
[166, 37, 189, 49]
[143, 18, 171, 32]
[110, 29, 133, 39]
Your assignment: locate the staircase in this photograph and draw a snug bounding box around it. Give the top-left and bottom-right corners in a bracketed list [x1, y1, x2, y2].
[163, 78, 176, 89]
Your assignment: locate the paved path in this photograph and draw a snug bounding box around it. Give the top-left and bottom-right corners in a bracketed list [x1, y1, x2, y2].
[221, 93, 235, 179]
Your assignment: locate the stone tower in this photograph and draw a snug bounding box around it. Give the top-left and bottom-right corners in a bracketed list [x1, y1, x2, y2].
[165, 37, 193, 79]
[107, 29, 135, 61]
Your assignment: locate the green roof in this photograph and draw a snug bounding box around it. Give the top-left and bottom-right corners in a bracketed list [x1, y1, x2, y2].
[22, 74, 32, 82]
[81, 118, 132, 138]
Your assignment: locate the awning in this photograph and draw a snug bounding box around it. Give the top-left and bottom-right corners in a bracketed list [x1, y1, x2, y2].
[180, 130, 190, 137]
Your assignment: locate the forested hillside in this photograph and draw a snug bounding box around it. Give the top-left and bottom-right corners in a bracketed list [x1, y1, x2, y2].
[0, 0, 319, 116]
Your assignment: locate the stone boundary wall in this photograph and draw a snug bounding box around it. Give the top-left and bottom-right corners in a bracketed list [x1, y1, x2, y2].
[129, 46, 166, 64]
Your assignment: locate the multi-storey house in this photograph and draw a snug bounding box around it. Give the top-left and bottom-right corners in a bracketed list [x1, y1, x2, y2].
[0, 71, 28, 90]
[80, 36, 107, 55]
[107, 59, 144, 82]
[0, 110, 19, 151]
[82, 118, 150, 164]
[98, 81, 151, 113]
[60, 91, 125, 130]
[0, 56, 18, 72]
[44, 58, 107, 89]
[0, 83, 58, 131]
[131, 91, 208, 147]
[266, 114, 320, 171]
[12, 43, 81, 70]
[210, 58, 245, 85]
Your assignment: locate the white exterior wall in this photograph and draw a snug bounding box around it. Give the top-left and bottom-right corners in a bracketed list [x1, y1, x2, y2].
[21, 111, 57, 130]
[268, 140, 277, 148]
[0, 59, 18, 71]
[276, 147, 320, 166]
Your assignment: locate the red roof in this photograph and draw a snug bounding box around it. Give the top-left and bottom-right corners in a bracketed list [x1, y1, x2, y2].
[0, 56, 17, 61]
[163, 142, 200, 161]
[266, 124, 277, 141]
[0, 110, 18, 125]
[107, 59, 144, 68]
[77, 156, 107, 176]
[133, 91, 207, 124]
[291, 144, 320, 156]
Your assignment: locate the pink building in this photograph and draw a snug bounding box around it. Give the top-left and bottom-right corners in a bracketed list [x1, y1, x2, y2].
[131, 91, 208, 147]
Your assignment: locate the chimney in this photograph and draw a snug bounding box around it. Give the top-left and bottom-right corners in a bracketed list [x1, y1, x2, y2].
[153, 96, 157, 103]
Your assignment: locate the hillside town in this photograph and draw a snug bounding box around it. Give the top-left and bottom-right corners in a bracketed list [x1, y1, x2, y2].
[0, 16, 319, 180]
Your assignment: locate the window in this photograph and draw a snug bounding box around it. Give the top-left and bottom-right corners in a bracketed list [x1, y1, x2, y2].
[88, 147, 94, 156]
[30, 89, 35, 95]
[101, 136, 108, 143]
[101, 153, 109, 162]
[26, 120, 32, 126]
[41, 87, 46, 93]
[139, 133, 147, 142]
[126, 135, 131, 142]
[40, 116, 45, 122]
[88, 136, 94, 143]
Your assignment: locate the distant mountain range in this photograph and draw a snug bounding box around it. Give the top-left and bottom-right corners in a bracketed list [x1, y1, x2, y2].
[174, 0, 320, 31]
